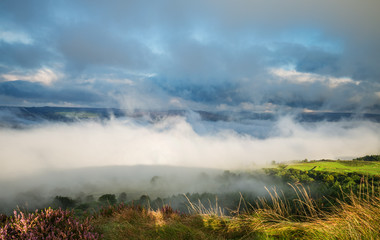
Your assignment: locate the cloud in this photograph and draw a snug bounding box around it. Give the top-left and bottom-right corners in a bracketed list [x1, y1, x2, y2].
[1, 67, 62, 85]
[0, 81, 107, 106]
[270, 68, 359, 88]
[1, 115, 379, 179]
[0, 42, 53, 69]
[0, 30, 33, 45]
[56, 25, 156, 71]
[0, 0, 379, 112]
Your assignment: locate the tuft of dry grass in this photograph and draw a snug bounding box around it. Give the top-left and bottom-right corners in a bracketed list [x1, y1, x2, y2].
[92, 204, 218, 239]
[309, 193, 380, 239]
[184, 182, 380, 239]
[183, 194, 225, 217]
[92, 182, 380, 239]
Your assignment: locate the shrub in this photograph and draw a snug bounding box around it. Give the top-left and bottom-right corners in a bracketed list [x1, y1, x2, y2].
[160, 205, 180, 217]
[118, 192, 127, 203]
[0, 214, 7, 228]
[98, 194, 117, 205]
[0, 208, 100, 239]
[97, 203, 132, 217]
[52, 196, 77, 209]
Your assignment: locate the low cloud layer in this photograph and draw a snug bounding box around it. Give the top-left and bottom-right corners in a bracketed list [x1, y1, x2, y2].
[1, 115, 379, 180]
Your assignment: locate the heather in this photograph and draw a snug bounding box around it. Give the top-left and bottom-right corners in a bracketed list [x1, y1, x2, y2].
[0, 208, 99, 239]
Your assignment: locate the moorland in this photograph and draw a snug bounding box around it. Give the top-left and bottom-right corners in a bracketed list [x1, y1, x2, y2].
[1, 155, 379, 239]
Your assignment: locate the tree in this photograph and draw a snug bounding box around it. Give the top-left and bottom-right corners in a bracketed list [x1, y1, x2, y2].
[52, 196, 76, 209]
[85, 195, 95, 202]
[118, 192, 127, 203]
[354, 155, 380, 161]
[98, 194, 117, 205]
[150, 176, 162, 186]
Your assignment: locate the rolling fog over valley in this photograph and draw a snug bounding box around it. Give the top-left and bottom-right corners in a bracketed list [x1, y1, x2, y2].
[1, 107, 380, 177]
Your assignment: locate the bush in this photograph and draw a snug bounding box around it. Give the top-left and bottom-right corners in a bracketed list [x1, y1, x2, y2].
[118, 192, 127, 203]
[52, 196, 77, 209]
[98, 194, 117, 205]
[0, 208, 100, 239]
[0, 214, 7, 228]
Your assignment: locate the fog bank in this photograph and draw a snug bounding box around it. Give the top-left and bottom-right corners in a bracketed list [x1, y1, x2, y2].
[1, 115, 379, 180]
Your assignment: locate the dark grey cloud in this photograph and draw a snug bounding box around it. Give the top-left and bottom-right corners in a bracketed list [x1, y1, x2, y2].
[0, 81, 107, 106]
[0, 42, 53, 69]
[57, 25, 155, 71]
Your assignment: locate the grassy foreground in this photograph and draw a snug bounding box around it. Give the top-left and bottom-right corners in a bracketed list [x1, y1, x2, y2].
[92, 184, 380, 240]
[2, 187, 378, 239]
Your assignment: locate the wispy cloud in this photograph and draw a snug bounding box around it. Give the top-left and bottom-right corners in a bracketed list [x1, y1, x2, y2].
[270, 68, 359, 88]
[1, 67, 62, 85]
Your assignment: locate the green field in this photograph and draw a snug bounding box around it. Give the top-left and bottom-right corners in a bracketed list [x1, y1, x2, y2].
[286, 160, 380, 175]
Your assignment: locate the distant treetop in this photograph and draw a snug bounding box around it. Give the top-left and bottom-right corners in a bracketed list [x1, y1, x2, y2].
[354, 155, 380, 161]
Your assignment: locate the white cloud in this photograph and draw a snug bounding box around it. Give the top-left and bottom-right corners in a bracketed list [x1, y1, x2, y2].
[169, 98, 183, 107]
[1, 67, 62, 85]
[0, 30, 33, 45]
[270, 68, 360, 88]
[105, 78, 135, 85]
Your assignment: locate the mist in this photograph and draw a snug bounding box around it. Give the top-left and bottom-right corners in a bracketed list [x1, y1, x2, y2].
[1, 110, 380, 213]
[1, 113, 379, 178]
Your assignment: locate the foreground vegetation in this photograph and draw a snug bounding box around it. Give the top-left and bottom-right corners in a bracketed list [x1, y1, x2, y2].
[92, 184, 380, 239]
[3, 184, 378, 239]
[0, 208, 99, 239]
[1, 155, 379, 239]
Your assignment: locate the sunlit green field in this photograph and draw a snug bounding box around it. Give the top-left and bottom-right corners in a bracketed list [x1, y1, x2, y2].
[287, 160, 380, 175]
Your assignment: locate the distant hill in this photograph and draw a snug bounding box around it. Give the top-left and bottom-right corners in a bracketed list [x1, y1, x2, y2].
[1, 106, 380, 129]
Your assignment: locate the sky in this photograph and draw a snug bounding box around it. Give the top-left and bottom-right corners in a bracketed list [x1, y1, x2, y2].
[0, 0, 379, 112]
